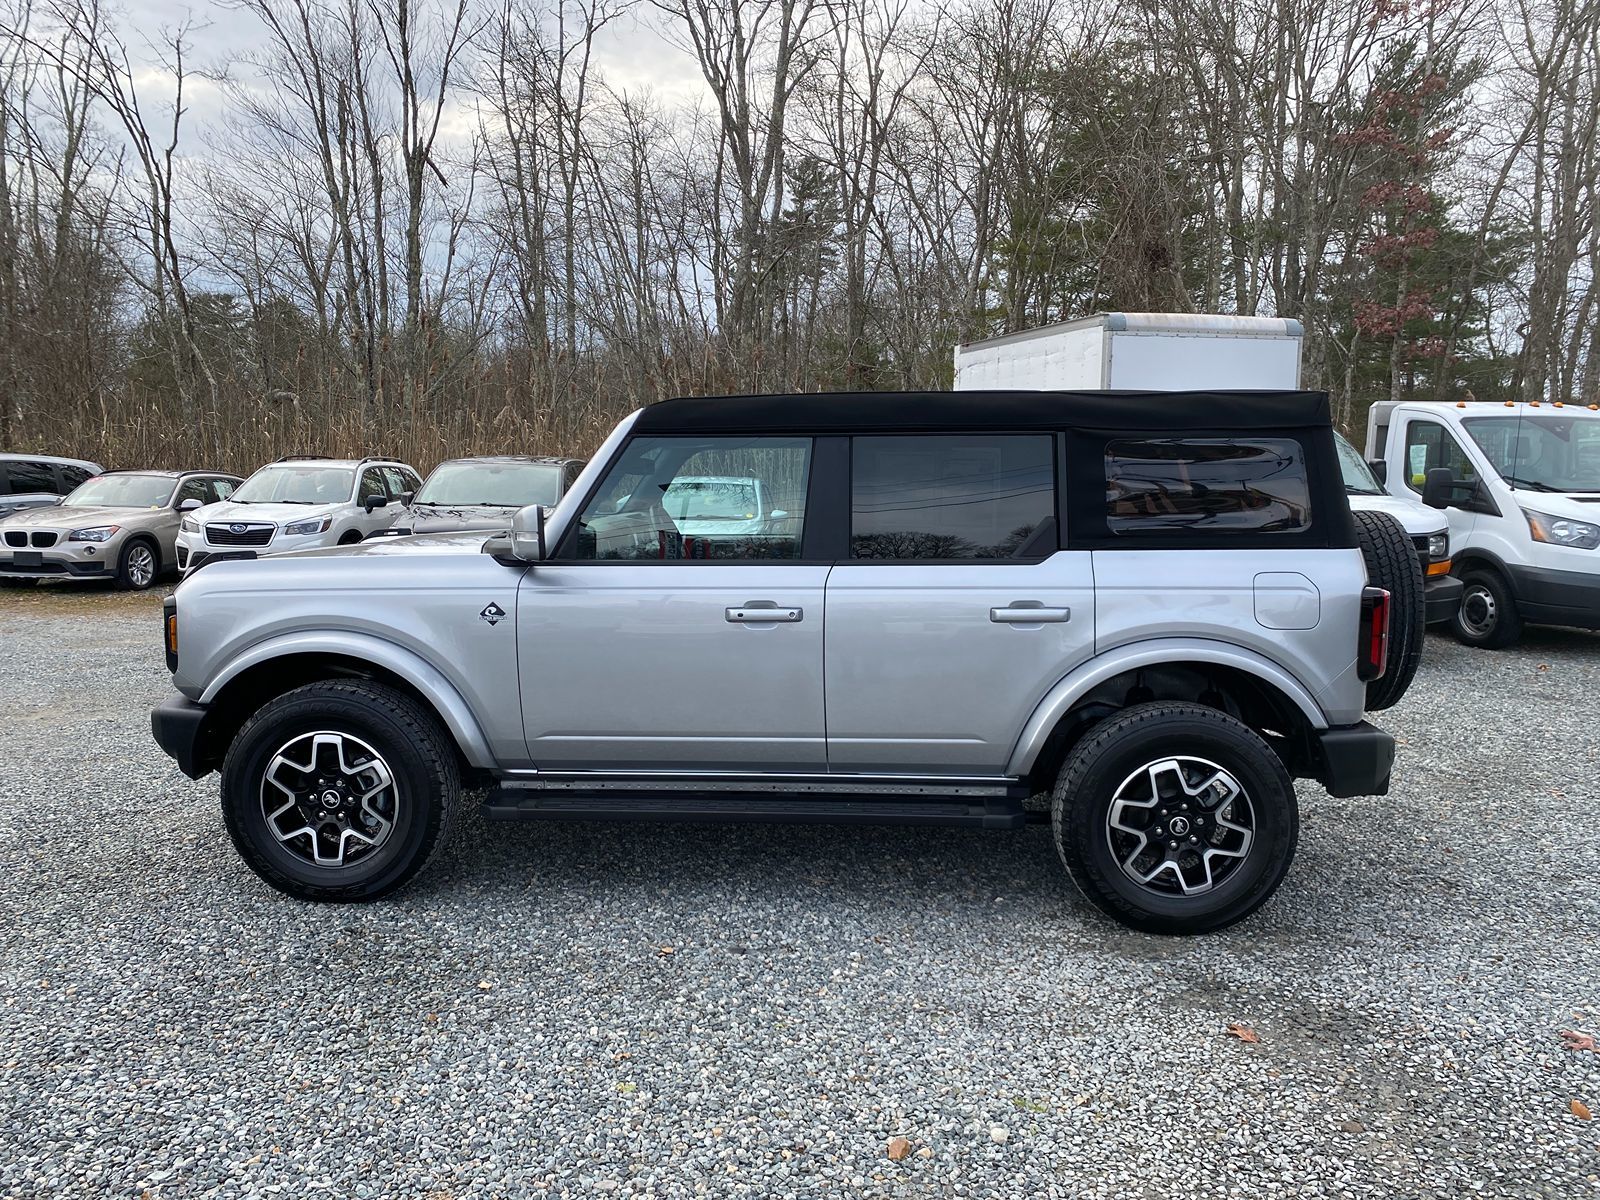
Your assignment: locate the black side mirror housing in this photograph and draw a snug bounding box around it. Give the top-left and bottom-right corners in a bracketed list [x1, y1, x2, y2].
[399, 491, 414, 507]
[1422, 467, 1454, 510]
[1366, 459, 1388, 485]
[364, 495, 389, 513]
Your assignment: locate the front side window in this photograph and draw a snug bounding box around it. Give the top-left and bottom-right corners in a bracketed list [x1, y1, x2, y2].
[5, 461, 56, 494]
[851, 434, 1055, 560]
[62, 474, 177, 509]
[1404, 420, 1478, 492]
[1106, 439, 1311, 535]
[571, 436, 810, 561]
[231, 465, 355, 505]
[175, 478, 209, 506]
[1462, 415, 1600, 494]
[59, 465, 95, 490]
[208, 478, 237, 503]
[359, 468, 387, 504]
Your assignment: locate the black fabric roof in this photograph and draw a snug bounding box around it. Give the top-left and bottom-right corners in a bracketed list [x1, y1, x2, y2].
[632, 390, 1332, 435]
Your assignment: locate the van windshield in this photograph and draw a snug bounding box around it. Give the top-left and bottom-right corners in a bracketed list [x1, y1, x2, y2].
[1462, 416, 1600, 494]
[1334, 433, 1384, 495]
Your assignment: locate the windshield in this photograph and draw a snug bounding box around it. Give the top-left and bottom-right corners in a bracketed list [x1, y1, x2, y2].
[62, 474, 175, 508]
[231, 465, 354, 505]
[1462, 415, 1600, 494]
[416, 461, 564, 507]
[663, 477, 760, 521]
[1334, 432, 1384, 494]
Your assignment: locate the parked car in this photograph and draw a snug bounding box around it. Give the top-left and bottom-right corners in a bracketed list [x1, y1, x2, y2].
[378, 456, 584, 537]
[1367, 398, 1600, 647]
[0, 469, 242, 589]
[151, 390, 1414, 934]
[0, 453, 104, 519]
[176, 456, 422, 573]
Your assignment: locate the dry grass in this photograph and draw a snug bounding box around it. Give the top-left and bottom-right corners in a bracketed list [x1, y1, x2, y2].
[0, 582, 172, 616]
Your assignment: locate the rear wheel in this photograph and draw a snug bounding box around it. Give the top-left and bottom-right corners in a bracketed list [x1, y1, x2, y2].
[115, 538, 159, 590]
[1352, 511, 1423, 710]
[1452, 568, 1522, 649]
[1051, 702, 1298, 935]
[221, 679, 460, 901]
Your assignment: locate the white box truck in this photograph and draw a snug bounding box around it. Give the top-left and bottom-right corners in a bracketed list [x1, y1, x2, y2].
[954, 312, 1463, 627]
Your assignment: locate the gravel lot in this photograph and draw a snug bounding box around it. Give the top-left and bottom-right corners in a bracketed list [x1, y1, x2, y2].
[0, 587, 1597, 1199]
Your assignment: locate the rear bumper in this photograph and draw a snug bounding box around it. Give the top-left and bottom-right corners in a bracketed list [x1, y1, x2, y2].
[151, 694, 218, 779]
[1424, 573, 1464, 623]
[1310, 721, 1396, 798]
[1507, 564, 1600, 631]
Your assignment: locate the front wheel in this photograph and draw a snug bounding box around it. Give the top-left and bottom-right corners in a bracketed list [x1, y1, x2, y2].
[1452, 569, 1523, 649]
[220, 679, 460, 901]
[1051, 702, 1299, 935]
[115, 539, 159, 590]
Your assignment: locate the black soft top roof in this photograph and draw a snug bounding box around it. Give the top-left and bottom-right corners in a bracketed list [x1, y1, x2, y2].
[632, 390, 1332, 436]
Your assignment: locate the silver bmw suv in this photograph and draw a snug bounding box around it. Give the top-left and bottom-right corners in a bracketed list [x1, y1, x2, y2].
[151, 391, 1412, 934]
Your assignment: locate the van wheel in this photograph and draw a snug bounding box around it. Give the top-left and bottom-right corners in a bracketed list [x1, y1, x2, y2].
[220, 680, 460, 901]
[1352, 511, 1424, 710]
[1051, 702, 1298, 935]
[1453, 569, 1522, 649]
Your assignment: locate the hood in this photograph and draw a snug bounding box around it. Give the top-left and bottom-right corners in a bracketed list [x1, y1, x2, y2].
[1345, 492, 1446, 536]
[396, 504, 517, 534]
[200, 499, 343, 527]
[1506, 491, 1600, 520]
[0, 504, 162, 531]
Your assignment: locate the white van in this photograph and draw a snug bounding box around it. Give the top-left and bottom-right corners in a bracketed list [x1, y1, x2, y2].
[954, 313, 1462, 623]
[1367, 400, 1600, 647]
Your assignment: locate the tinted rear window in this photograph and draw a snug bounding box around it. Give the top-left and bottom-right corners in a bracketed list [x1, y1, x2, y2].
[1106, 439, 1311, 535]
[851, 434, 1056, 559]
[4, 461, 58, 494]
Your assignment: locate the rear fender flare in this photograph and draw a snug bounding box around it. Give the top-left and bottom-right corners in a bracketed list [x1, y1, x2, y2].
[1005, 638, 1328, 776]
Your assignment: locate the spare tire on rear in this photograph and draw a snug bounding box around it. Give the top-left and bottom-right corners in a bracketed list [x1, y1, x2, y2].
[1352, 510, 1424, 711]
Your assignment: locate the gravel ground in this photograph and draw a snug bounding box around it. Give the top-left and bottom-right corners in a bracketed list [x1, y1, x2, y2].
[0, 589, 1597, 1199]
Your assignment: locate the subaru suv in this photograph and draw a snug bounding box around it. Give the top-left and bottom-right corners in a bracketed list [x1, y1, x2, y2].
[151, 391, 1414, 934]
[177, 456, 421, 573]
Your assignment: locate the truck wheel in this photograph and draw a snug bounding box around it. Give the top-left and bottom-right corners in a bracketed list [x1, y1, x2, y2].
[220, 680, 460, 901]
[115, 538, 160, 590]
[1452, 568, 1523, 649]
[1051, 702, 1298, 935]
[1352, 510, 1423, 710]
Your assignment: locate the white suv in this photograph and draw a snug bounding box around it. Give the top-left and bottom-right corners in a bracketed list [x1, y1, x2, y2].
[177, 456, 422, 573]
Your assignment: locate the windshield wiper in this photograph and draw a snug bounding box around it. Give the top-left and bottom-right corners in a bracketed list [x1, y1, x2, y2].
[1504, 476, 1560, 492]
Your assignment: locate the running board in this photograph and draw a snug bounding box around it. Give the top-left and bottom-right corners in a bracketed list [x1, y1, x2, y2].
[482, 789, 1026, 829]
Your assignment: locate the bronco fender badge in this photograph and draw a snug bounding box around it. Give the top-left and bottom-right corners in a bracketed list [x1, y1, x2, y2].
[479, 602, 506, 626]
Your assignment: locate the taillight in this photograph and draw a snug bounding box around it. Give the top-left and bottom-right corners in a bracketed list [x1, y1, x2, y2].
[1358, 586, 1390, 681]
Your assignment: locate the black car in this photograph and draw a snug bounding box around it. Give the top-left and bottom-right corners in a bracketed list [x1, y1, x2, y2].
[379, 456, 586, 536]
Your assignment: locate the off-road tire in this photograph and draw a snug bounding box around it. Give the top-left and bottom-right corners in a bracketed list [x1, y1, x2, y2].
[1452, 567, 1523, 649]
[1352, 510, 1423, 710]
[221, 679, 460, 901]
[1051, 702, 1298, 935]
[114, 537, 160, 591]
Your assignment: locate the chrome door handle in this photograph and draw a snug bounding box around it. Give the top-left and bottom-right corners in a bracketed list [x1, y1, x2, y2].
[990, 604, 1071, 624]
[726, 605, 803, 623]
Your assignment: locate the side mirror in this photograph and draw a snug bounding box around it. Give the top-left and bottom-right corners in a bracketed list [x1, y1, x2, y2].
[364, 494, 389, 513]
[1366, 460, 1388, 486]
[1422, 466, 1454, 510]
[485, 503, 547, 565]
[399, 491, 414, 507]
[178, 498, 203, 512]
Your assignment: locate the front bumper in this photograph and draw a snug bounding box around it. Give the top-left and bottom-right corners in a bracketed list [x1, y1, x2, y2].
[0, 542, 116, 580]
[179, 547, 258, 573]
[1310, 721, 1396, 798]
[1424, 573, 1464, 624]
[151, 694, 218, 779]
[1507, 564, 1600, 631]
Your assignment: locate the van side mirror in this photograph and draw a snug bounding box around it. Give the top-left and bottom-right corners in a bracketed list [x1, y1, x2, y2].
[1366, 459, 1388, 486]
[485, 503, 547, 565]
[178, 498, 203, 512]
[1422, 467, 1454, 510]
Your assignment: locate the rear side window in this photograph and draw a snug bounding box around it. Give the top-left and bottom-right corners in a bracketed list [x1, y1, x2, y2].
[1106, 439, 1311, 535]
[5, 461, 57, 495]
[59, 465, 95, 490]
[851, 434, 1056, 560]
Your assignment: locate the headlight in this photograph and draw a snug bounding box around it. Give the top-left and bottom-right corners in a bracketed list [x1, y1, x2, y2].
[180, 516, 199, 534]
[68, 525, 119, 542]
[1524, 509, 1600, 550]
[283, 517, 333, 536]
[1427, 532, 1449, 562]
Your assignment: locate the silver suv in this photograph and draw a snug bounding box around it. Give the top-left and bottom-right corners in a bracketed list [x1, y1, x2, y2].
[151, 391, 1410, 934]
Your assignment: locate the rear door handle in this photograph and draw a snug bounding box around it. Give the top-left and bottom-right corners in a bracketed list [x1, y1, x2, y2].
[990, 604, 1071, 624]
[726, 605, 803, 623]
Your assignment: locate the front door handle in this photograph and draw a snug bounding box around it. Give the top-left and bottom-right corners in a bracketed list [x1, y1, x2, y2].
[990, 604, 1071, 624]
[726, 605, 803, 623]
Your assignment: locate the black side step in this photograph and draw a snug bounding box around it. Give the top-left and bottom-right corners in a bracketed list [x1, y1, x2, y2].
[483, 789, 1026, 830]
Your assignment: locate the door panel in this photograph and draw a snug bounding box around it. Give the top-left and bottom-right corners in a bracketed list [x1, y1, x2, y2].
[824, 555, 1096, 773]
[519, 563, 830, 770]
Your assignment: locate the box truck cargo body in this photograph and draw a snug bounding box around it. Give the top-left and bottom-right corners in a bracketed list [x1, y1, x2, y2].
[953, 312, 1304, 391]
